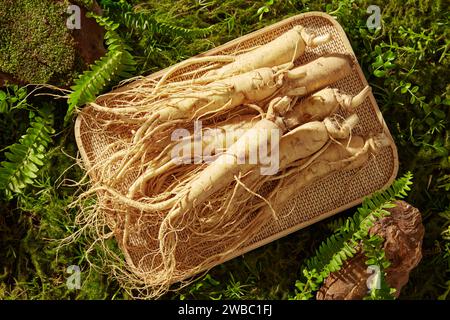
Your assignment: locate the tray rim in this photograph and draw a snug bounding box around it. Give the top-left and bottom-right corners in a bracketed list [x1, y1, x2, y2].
[74, 11, 399, 270]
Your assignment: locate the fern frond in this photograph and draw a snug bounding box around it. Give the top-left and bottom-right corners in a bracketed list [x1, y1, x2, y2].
[0, 110, 55, 199]
[304, 172, 414, 278]
[65, 14, 136, 123]
[102, 0, 213, 38]
[293, 173, 413, 299]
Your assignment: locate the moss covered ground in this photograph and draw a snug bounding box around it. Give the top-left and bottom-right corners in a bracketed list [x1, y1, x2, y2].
[0, 0, 448, 299]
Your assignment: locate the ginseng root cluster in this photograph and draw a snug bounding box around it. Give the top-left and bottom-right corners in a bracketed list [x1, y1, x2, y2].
[75, 25, 391, 298]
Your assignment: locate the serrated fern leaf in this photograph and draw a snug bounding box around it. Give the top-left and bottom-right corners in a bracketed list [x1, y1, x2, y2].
[294, 173, 414, 299]
[65, 14, 136, 123]
[0, 113, 55, 199]
[102, 0, 213, 38]
[304, 172, 414, 277]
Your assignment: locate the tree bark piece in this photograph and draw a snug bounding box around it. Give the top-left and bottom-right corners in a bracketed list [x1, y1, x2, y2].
[317, 200, 424, 300]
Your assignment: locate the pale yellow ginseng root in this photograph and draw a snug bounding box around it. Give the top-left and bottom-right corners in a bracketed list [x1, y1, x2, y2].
[204, 25, 331, 79]
[152, 26, 331, 91]
[281, 54, 354, 97]
[283, 85, 371, 127]
[137, 54, 353, 128]
[260, 132, 392, 216]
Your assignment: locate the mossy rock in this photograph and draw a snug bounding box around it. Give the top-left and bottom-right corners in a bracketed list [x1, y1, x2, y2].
[0, 0, 104, 87]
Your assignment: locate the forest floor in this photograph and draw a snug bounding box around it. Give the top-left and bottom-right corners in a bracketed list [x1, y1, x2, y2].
[0, 0, 448, 300]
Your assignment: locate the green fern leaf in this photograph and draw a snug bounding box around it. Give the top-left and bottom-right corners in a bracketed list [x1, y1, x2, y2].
[65, 14, 136, 124]
[301, 172, 414, 294]
[0, 110, 55, 199]
[102, 0, 213, 39]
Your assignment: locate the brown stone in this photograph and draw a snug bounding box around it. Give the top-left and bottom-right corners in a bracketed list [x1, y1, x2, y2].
[316, 200, 424, 300]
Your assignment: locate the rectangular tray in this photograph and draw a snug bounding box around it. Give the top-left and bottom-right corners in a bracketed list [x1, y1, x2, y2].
[75, 11, 399, 279]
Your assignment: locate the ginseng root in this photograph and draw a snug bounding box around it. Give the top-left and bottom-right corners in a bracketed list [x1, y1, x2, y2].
[261, 133, 392, 215]
[204, 26, 331, 79]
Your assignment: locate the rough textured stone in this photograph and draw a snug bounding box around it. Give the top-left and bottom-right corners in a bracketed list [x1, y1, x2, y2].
[317, 200, 424, 300]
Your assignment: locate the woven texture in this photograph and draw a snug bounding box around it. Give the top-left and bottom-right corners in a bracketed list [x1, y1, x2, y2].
[75, 12, 399, 279]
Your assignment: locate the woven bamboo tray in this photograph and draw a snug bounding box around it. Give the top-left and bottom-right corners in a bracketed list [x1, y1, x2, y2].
[75, 12, 399, 278]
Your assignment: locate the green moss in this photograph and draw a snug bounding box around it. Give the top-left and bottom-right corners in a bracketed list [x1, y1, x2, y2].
[0, 0, 82, 86]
